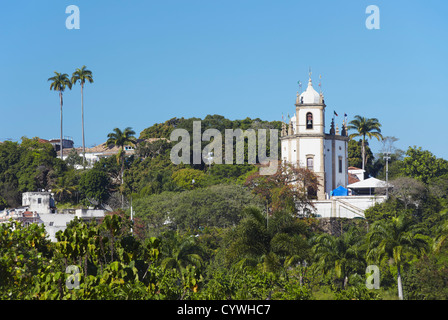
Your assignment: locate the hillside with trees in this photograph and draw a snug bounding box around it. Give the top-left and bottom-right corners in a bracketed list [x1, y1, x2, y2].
[1, 114, 448, 300]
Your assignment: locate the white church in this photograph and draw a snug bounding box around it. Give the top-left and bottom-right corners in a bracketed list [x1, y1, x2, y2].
[281, 74, 387, 218]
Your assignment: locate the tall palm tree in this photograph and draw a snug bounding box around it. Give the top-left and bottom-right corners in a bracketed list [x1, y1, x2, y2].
[311, 227, 365, 288]
[106, 127, 137, 183]
[71, 66, 94, 166]
[48, 72, 72, 158]
[366, 214, 430, 300]
[106, 127, 137, 207]
[347, 115, 383, 171]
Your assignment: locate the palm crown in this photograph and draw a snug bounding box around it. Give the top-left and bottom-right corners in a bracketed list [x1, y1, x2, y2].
[106, 127, 137, 150]
[71, 66, 94, 166]
[347, 115, 383, 171]
[71, 66, 93, 87]
[48, 72, 72, 158]
[48, 72, 72, 95]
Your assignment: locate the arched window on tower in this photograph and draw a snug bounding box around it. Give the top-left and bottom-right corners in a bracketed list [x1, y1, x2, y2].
[306, 112, 313, 129]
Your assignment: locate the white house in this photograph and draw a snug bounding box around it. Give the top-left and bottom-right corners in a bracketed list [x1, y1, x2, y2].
[0, 192, 105, 242]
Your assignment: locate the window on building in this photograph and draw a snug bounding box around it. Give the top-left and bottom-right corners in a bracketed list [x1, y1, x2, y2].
[38, 198, 42, 204]
[306, 112, 313, 129]
[338, 156, 343, 173]
[307, 186, 317, 198]
[307, 157, 314, 171]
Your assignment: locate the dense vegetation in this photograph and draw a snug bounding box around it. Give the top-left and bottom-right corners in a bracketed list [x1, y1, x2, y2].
[1, 114, 448, 300]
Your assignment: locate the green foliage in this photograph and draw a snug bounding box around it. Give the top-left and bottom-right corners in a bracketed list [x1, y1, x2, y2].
[172, 168, 207, 190]
[133, 184, 263, 235]
[348, 139, 374, 172]
[0, 138, 68, 207]
[2, 113, 448, 300]
[65, 148, 83, 168]
[364, 197, 407, 224]
[0, 221, 51, 299]
[311, 227, 366, 288]
[400, 146, 448, 184]
[347, 115, 383, 171]
[334, 283, 381, 300]
[404, 251, 448, 300]
[0, 196, 7, 210]
[222, 207, 311, 273]
[79, 169, 111, 204]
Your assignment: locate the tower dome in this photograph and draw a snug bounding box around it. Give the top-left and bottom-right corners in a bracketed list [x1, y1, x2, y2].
[299, 78, 320, 104]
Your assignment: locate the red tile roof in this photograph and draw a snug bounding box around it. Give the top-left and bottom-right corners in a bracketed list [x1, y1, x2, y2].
[348, 173, 360, 184]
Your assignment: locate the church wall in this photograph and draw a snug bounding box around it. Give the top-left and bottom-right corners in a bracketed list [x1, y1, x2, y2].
[281, 138, 297, 164]
[324, 139, 333, 196]
[323, 138, 348, 195]
[298, 137, 323, 170]
[334, 139, 348, 188]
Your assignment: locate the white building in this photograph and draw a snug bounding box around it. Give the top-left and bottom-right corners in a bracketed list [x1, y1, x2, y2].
[281, 75, 349, 200]
[0, 192, 105, 241]
[22, 191, 56, 214]
[281, 74, 386, 218]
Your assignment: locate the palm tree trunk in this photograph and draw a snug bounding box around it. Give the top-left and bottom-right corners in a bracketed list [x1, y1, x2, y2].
[361, 135, 366, 171]
[81, 83, 86, 168]
[397, 264, 404, 300]
[60, 92, 64, 159]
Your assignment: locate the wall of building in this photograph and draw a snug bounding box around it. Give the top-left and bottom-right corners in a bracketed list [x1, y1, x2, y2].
[22, 192, 53, 214]
[298, 137, 323, 170]
[38, 213, 75, 242]
[311, 195, 387, 219]
[323, 137, 348, 196]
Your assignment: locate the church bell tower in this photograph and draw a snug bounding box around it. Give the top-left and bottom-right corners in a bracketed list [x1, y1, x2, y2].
[281, 71, 350, 202]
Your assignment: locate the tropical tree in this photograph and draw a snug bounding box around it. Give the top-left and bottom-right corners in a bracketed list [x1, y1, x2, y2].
[48, 72, 72, 158]
[432, 210, 448, 254]
[106, 127, 137, 184]
[224, 207, 310, 272]
[400, 146, 448, 184]
[366, 214, 430, 300]
[311, 227, 366, 288]
[347, 115, 383, 171]
[71, 66, 94, 166]
[79, 169, 111, 205]
[160, 231, 204, 274]
[244, 161, 319, 216]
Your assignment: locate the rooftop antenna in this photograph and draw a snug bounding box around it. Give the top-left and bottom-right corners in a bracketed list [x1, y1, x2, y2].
[318, 74, 322, 94]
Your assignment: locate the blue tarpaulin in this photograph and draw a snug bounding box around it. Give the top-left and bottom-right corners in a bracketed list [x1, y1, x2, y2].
[331, 186, 348, 196]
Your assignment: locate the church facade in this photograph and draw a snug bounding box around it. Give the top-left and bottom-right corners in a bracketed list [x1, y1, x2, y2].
[281, 75, 349, 200]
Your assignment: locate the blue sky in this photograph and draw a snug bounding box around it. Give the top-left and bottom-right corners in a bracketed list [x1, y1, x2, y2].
[1, 0, 447, 159]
